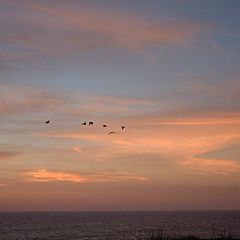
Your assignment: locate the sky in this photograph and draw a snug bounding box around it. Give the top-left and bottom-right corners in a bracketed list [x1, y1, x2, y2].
[0, 0, 240, 211]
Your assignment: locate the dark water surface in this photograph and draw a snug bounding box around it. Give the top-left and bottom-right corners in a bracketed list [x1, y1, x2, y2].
[0, 211, 240, 240]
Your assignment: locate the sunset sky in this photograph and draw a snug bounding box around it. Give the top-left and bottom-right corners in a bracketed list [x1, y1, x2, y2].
[1, 0, 240, 211]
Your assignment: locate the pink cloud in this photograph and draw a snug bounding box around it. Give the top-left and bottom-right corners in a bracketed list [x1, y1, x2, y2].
[24, 169, 147, 183]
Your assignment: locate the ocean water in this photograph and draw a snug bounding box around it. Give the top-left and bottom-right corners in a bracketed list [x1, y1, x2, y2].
[0, 211, 240, 240]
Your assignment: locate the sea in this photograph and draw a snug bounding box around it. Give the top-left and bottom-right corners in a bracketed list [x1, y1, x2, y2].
[0, 211, 240, 240]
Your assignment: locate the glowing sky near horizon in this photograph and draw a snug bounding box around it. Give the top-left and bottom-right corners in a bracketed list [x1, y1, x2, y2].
[0, 0, 240, 211]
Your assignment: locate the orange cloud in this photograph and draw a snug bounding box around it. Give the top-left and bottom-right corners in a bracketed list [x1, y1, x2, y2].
[71, 146, 83, 153]
[126, 116, 240, 126]
[24, 169, 147, 183]
[41, 112, 240, 175]
[182, 158, 240, 175]
[0, 183, 7, 187]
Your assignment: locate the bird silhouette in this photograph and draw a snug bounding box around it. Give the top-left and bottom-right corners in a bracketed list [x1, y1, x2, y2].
[103, 124, 107, 128]
[89, 121, 94, 125]
[108, 131, 115, 135]
[45, 120, 50, 124]
[82, 122, 87, 125]
[121, 126, 125, 130]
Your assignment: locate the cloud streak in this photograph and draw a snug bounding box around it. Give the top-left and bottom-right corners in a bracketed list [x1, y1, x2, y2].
[24, 169, 147, 183]
[182, 158, 240, 175]
[41, 113, 240, 175]
[0, 85, 67, 116]
[28, 2, 207, 49]
[0, 1, 208, 63]
[0, 151, 20, 160]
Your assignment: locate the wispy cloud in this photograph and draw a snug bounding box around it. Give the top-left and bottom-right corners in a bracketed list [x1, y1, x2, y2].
[0, 183, 7, 187]
[0, 151, 20, 160]
[0, 1, 208, 63]
[27, 2, 207, 49]
[0, 85, 67, 116]
[184, 141, 240, 175]
[24, 169, 147, 183]
[41, 113, 240, 175]
[0, 82, 155, 118]
[31, 1, 207, 48]
[182, 158, 240, 175]
[67, 93, 154, 118]
[126, 115, 240, 126]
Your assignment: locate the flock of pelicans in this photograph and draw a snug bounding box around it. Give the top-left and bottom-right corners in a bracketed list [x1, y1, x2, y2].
[44, 120, 125, 135]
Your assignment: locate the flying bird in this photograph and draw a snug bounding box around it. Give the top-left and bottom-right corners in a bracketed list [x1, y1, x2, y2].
[121, 126, 125, 130]
[103, 124, 107, 128]
[82, 122, 87, 125]
[45, 120, 50, 124]
[89, 121, 94, 125]
[108, 131, 115, 135]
